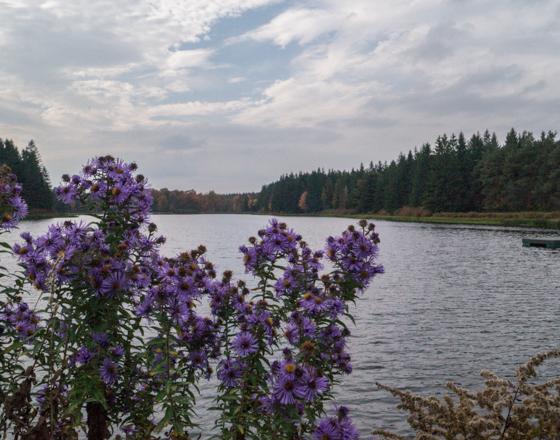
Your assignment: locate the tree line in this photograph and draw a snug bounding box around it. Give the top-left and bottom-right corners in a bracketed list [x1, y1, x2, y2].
[3, 129, 559, 215]
[151, 189, 257, 213]
[0, 138, 53, 211]
[255, 129, 560, 214]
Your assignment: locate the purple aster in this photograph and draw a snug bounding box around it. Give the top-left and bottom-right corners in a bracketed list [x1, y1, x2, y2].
[299, 292, 328, 315]
[189, 350, 207, 370]
[111, 345, 125, 357]
[55, 184, 79, 204]
[0, 168, 28, 230]
[313, 418, 338, 440]
[217, 359, 243, 387]
[100, 357, 118, 385]
[312, 408, 360, 440]
[92, 332, 110, 348]
[9, 196, 28, 220]
[337, 408, 359, 440]
[232, 331, 258, 357]
[284, 322, 300, 345]
[301, 371, 329, 401]
[1, 302, 39, 340]
[273, 375, 304, 405]
[76, 346, 94, 365]
[100, 271, 128, 297]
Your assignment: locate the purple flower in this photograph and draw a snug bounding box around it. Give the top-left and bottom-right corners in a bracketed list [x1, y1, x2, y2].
[299, 292, 328, 315]
[313, 418, 338, 440]
[0, 168, 28, 230]
[100, 357, 118, 385]
[239, 219, 302, 274]
[122, 425, 137, 436]
[325, 223, 383, 289]
[1, 302, 39, 341]
[111, 345, 125, 357]
[274, 375, 304, 405]
[54, 156, 153, 225]
[313, 408, 359, 440]
[55, 184, 79, 204]
[217, 359, 243, 387]
[301, 371, 329, 401]
[189, 350, 207, 370]
[232, 331, 258, 357]
[76, 346, 94, 365]
[100, 271, 128, 297]
[92, 332, 110, 348]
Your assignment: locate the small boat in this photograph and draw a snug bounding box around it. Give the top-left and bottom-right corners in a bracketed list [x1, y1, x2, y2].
[522, 238, 560, 249]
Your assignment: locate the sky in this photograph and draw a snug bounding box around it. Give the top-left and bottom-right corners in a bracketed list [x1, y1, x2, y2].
[1, 0, 559, 193]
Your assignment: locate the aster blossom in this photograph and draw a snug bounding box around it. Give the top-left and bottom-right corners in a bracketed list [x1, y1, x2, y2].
[0, 165, 28, 230]
[313, 407, 360, 440]
[0, 154, 383, 439]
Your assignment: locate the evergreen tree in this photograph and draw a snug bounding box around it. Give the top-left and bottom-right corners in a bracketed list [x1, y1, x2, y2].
[0, 138, 54, 211]
[251, 129, 559, 215]
[21, 140, 53, 209]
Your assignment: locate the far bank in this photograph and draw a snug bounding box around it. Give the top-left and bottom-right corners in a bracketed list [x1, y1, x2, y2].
[255, 210, 560, 230]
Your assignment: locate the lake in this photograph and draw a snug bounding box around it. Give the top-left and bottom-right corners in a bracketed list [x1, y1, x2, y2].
[5, 214, 560, 437]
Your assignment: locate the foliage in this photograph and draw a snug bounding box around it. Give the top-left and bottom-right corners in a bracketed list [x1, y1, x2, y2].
[5, 129, 559, 216]
[151, 189, 257, 214]
[0, 138, 53, 211]
[374, 350, 560, 439]
[0, 158, 383, 439]
[255, 129, 560, 214]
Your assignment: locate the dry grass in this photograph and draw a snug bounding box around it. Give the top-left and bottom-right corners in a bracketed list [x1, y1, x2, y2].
[374, 350, 560, 439]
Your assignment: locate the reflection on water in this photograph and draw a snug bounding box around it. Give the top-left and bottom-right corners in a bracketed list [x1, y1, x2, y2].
[3, 214, 560, 437]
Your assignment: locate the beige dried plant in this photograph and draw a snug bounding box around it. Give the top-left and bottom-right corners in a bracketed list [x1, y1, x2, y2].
[373, 350, 560, 439]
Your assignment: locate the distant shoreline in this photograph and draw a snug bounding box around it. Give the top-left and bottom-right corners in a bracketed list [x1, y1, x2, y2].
[154, 210, 560, 230]
[25, 210, 560, 230]
[24, 210, 75, 221]
[324, 212, 560, 230]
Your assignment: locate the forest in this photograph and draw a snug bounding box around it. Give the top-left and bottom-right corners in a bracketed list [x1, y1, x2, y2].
[151, 188, 257, 214]
[254, 129, 560, 214]
[3, 129, 560, 216]
[0, 138, 53, 211]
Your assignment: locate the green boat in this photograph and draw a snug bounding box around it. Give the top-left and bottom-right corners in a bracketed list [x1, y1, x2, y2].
[522, 238, 560, 249]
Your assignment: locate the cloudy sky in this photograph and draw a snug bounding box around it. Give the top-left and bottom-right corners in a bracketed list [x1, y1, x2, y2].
[1, 0, 559, 192]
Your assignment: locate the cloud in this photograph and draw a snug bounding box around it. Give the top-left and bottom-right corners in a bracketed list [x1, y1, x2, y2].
[148, 100, 251, 120]
[234, 0, 560, 132]
[239, 7, 339, 47]
[166, 49, 215, 71]
[0, 0, 559, 192]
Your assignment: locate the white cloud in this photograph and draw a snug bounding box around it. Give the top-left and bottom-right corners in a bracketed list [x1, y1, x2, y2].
[242, 7, 339, 47]
[1, 0, 559, 192]
[148, 100, 251, 119]
[234, 0, 560, 134]
[166, 49, 214, 70]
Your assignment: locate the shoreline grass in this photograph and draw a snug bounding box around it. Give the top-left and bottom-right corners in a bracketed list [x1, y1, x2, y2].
[24, 210, 76, 220]
[32, 210, 560, 230]
[259, 210, 560, 230]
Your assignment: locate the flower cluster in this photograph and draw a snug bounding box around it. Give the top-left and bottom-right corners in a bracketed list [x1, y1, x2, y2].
[214, 218, 383, 438]
[326, 220, 383, 289]
[13, 221, 159, 297]
[55, 155, 152, 225]
[1, 158, 384, 439]
[267, 353, 329, 407]
[1, 302, 39, 340]
[239, 218, 301, 273]
[0, 165, 28, 230]
[314, 407, 359, 440]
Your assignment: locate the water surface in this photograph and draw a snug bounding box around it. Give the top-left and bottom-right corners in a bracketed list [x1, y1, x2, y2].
[6, 214, 560, 437]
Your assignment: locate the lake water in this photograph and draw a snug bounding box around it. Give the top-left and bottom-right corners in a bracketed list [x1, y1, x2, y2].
[5, 214, 560, 437]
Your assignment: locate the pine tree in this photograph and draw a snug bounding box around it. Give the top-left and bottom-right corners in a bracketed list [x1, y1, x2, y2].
[21, 140, 53, 210]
